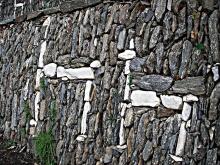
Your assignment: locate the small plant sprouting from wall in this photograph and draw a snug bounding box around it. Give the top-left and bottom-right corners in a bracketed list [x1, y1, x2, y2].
[40, 78, 47, 91]
[35, 131, 55, 165]
[106, 113, 118, 125]
[195, 43, 205, 51]
[35, 99, 57, 165]
[127, 74, 133, 86]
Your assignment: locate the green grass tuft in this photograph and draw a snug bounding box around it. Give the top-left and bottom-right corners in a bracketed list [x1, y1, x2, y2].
[35, 131, 55, 165]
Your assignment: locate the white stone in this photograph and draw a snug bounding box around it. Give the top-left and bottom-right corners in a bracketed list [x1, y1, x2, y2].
[120, 103, 127, 117]
[43, 16, 51, 39]
[84, 81, 93, 101]
[57, 66, 95, 80]
[116, 145, 127, 150]
[161, 95, 183, 110]
[43, 16, 51, 26]
[119, 118, 125, 145]
[186, 120, 191, 128]
[94, 38, 98, 46]
[125, 60, 130, 75]
[34, 92, 41, 122]
[118, 50, 136, 60]
[38, 41, 47, 68]
[175, 122, 187, 156]
[30, 119, 37, 126]
[76, 135, 87, 142]
[127, 103, 132, 108]
[35, 69, 43, 90]
[209, 126, 215, 141]
[181, 102, 192, 121]
[61, 77, 68, 81]
[129, 39, 135, 49]
[81, 102, 91, 134]
[23, 79, 29, 100]
[183, 94, 198, 102]
[43, 63, 57, 77]
[131, 90, 160, 107]
[212, 66, 219, 81]
[90, 60, 101, 68]
[169, 154, 183, 162]
[124, 75, 131, 101]
[167, 0, 172, 11]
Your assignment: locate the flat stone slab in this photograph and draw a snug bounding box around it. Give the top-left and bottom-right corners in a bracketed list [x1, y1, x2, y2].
[131, 90, 160, 107]
[133, 75, 173, 92]
[171, 77, 206, 95]
[57, 67, 94, 80]
[160, 95, 183, 110]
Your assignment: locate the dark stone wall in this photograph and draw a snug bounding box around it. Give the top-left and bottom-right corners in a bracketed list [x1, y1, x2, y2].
[0, 0, 220, 165]
[0, 0, 102, 23]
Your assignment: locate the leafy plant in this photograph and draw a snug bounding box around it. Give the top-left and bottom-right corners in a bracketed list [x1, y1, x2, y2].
[195, 43, 205, 50]
[35, 99, 57, 165]
[127, 74, 133, 86]
[35, 131, 55, 165]
[40, 78, 47, 91]
[106, 113, 118, 125]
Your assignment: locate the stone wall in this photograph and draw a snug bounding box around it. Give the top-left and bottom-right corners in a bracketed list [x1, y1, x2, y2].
[0, 0, 220, 164]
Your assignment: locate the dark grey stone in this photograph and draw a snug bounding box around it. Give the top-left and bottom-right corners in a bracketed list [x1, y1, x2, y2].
[215, 117, 220, 147]
[154, 0, 167, 22]
[155, 42, 165, 74]
[171, 77, 206, 95]
[130, 57, 146, 72]
[163, 11, 174, 42]
[209, 82, 220, 120]
[149, 26, 161, 49]
[179, 40, 193, 79]
[27, 11, 43, 20]
[206, 149, 217, 165]
[133, 75, 173, 92]
[60, 0, 101, 13]
[208, 10, 219, 63]
[143, 140, 153, 161]
[175, 7, 186, 39]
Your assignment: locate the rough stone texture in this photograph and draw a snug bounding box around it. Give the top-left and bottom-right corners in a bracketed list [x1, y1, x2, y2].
[133, 75, 173, 92]
[208, 10, 219, 63]
[171, 77, 206, 95]
[0, 1, 219, 165]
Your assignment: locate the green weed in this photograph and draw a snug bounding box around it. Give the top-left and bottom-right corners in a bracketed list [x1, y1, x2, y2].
[127, 74, 133, 86]
[196, 43, 205, 50]
[106, 113, 118, 125]
[35, 131, 55, 165]
[40, 78, 47, 91]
